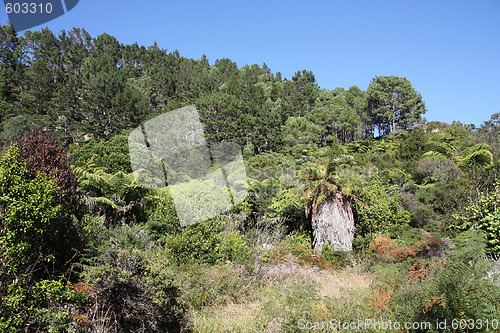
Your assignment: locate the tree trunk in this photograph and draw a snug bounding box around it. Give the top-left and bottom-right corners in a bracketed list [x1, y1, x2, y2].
[310, 191, 355, 251]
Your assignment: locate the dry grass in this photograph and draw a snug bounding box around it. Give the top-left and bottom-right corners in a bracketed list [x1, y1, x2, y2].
[188, 301, 263, 333]
[188, 259, 372, 332]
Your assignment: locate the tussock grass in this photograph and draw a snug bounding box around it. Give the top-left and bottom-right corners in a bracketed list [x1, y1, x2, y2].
[187, 259, 372, 332]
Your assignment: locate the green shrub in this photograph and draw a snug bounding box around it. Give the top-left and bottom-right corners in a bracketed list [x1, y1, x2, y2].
[454, 182, 500, 253]
[355, 180, 411, 238]
[69, 135, 132, 174]
[144, 188, 180, 242]
[165, 216, 249, 264]
[0, 278, 87, 332]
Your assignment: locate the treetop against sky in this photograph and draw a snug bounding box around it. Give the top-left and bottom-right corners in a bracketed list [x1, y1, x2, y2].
[1, 0, 499, 126]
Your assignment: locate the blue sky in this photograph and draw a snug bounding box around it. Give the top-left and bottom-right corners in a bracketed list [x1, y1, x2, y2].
[2, 0, 499, 126]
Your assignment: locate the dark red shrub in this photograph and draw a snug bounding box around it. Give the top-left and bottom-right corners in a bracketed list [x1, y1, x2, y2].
[14, 129, 83, 216]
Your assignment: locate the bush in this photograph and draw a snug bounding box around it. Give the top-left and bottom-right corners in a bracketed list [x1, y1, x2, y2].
[81, 245, 181, 332]
[454, 182, 500, 253]
[144, 188, 180, 243]
[165, 216, 249, 264]
[355, 180, 411, 238]
[0, 145, 78, 283]
[69, 134, 132, 174]
[0, 278, 87, 332]
[374, 230, 500, 332]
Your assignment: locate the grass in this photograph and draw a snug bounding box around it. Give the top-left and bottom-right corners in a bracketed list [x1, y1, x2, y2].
[186, 258, 373, 332]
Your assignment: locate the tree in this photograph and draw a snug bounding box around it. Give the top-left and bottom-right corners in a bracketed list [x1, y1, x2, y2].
[367, 76, 426, 136]
[478, 112, 500, 156]
[281, 116, 324, 148]
[0, 24, 22, 120]
[285, 70, 319, 117]
[346, 85, 371, 139]
[307, 88, 361, 144]
[296, 161, 360, 251]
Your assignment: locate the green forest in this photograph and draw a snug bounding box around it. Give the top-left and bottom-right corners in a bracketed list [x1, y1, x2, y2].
[0, 25, 499, 332]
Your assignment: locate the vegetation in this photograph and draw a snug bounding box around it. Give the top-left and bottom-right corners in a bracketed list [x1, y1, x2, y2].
[0, 24, 499, 332]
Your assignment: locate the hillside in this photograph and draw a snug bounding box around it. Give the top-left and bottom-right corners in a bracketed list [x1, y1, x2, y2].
[0, 25, 499, 332]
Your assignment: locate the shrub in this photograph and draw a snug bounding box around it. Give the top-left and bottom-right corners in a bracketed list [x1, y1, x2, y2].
[144, 188, 180, 243]
[69, 134, 132, 174]
[81, 245, 182, 332]
[165, 216, 249, 264]
[0, 278, 87, 332]
[454, 182, 500, 253]
[0, 145, 70, 282]
[15, 130, 82, 216]
[354, 180, 411, 238]
[375, 230, 500, 332]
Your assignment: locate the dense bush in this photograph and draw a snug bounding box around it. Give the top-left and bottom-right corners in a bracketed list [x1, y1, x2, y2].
[165, 216, 250, 264]
[370, 230, 500, 332]
[81, 243, 182, 332]
[0, 145, 85, 330]
[454, 182, 500, 252]
[69, 135, 132, 174]
[354, 179, 411, 238]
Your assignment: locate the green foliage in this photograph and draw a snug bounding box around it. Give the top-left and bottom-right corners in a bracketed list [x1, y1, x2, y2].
[69, 135, 132, 174]
[0, 145, 90, 331]
[77, 168, 149, 225]
[355, 180, 411, 237]
[281, 116, 325, 148]
[307, 87, 364, 143]
[454, 182, 500, 252]
[0, 278, 87, 332]
[245, 151, 293, 180]
[367, 75, 426, 135]
[456, 143, 494, 171]
[396, 128, 429, 175]
[0, 145, 62, 277]
[144, 188, 180, 242]
[165, 216, 249, 264]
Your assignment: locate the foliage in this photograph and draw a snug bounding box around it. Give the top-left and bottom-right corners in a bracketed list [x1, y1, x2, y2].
[165, 216, 250, 264]
[454, 182, 500, 253]
[0, 145, 88, 331]
[367, 75, 426, 136]
[69, 134, 133, 174]
[3, 23, 500, 332]
[77, 167, 149, 225]
[143, 188, 180, 242]
[15, 130, 82, 216]
[354, 180, 411, 238]
[0, 278, 88, 332]
[81, 242, 182, 331]
[382, 230, 500, 332]
[0, 145, 64, 281]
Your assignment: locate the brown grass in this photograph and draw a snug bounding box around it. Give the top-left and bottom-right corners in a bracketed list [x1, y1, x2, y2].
[188, 259, 372, 332]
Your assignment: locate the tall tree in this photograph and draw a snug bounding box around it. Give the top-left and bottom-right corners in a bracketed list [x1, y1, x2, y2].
[0, 25, 22, 120]
[367, 75, 426, 136]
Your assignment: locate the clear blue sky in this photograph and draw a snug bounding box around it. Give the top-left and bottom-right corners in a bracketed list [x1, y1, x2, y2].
[2, 0, 499, 126]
